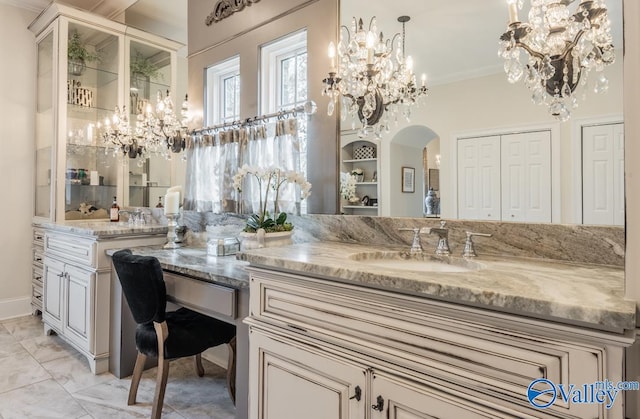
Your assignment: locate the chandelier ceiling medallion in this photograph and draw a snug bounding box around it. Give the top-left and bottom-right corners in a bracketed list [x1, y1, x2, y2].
[322, 15, 427, 138]
[102, 91, 189, 166]
[499, 0, 615, 122]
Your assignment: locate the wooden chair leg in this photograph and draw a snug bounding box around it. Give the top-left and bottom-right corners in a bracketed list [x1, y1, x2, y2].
[227, 336, 237, 405]
[151, 358, 170, 419]
[152, 321, 170, 419]
[128, 352, 147, 405]
[194, 353, 204, 377]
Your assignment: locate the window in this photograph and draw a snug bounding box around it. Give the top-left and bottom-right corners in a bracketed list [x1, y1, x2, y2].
[205, 56, 240, 125]
[260, 31, 308, 214]
[260, 31, 307, 113]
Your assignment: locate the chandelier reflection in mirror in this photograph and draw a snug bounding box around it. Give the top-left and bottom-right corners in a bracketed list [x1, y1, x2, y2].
[499, 0, 615, 122]
[101, 91, 190, 166]
[322, 16, 427, 138]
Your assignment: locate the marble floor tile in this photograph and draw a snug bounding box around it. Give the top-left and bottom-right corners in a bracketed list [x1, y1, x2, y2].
[41, 351, 115, 394]
[0, 315, 236, 418]
[0, 351, 51, 394]
[71, 378, 180, 418]
[1, 315, 44, 341]
[0, 379, 88, 419]
[20, 333, 76, 364]
[0, 327, 27, 360]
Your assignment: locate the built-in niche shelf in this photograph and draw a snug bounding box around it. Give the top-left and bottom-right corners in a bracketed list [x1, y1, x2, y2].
[340, 134, 381, 216]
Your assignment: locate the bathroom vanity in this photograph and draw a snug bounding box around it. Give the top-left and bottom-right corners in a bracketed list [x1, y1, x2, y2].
[33, 221, 167, 373]
[239, 242, 636, 419]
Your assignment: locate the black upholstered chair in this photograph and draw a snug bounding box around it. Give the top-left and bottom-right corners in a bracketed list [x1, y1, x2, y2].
[112, 249, 236, 419]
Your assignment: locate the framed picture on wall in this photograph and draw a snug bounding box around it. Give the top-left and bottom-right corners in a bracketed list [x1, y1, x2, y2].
[402, 166, 415, 193]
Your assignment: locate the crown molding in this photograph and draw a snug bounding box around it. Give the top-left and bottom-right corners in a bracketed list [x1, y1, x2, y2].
[0, 0, 49, 13]
[0, 0, 137, 19]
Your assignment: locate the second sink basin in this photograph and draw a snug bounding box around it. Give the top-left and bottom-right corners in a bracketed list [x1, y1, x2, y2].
[349, 251, 483, 273]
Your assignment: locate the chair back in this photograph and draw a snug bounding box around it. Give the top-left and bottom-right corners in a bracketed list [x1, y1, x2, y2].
[112, 249, 167, 324]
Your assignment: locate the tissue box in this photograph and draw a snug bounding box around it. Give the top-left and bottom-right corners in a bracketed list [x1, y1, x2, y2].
[207, 237, 240, 256]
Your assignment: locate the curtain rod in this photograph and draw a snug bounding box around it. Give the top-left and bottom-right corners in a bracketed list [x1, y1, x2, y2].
[190, 100, 317, 135]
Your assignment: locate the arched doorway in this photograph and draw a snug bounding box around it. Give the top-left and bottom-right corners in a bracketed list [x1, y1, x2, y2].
[383, 125, 440, 217]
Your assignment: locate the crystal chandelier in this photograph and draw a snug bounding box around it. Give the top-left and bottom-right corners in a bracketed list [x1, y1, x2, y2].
[134, 90, 189, 160]
[499, 0, 615, 122]
[322, 15, 427, 138]
[102, 91, 189, 164]
[102, 105, 134, 156]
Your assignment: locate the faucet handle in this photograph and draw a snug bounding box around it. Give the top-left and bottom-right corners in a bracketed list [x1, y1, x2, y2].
[398, 227, 422, 254]
[462, 231, 492, 257]
[440, 220, 447, 229]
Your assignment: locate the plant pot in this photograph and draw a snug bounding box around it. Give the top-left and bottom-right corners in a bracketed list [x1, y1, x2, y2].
[68, 58, 86, 76]
[239, 229, 293, 251]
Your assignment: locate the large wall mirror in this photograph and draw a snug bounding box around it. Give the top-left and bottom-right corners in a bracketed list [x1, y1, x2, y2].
[338, 0, 623, 226]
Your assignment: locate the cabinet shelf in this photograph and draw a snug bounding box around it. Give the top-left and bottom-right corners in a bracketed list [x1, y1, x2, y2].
[342, 158, 377, 163]
[67, 65, 118, 89]
[342, 205, 378, 209]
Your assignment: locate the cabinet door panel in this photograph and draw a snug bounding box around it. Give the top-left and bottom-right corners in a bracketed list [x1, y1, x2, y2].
[64, 264, 94, 351]
[501, 131, 551, 222]
[457, 136, 500, 220]
[43, 257, 65, 330]
[582, 123, 625, 225]
[251, 330, 366, 419]
[371, 372, 523, 419]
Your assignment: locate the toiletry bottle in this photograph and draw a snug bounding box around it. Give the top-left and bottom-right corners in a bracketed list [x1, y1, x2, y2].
[110, 196, 120, 222]
[156, 196, 163, 208]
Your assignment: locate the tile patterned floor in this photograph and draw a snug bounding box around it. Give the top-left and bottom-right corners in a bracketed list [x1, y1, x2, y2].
[0, 315, 235, 418]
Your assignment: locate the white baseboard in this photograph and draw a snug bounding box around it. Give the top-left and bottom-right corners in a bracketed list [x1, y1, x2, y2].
[0, 296, 33, 321]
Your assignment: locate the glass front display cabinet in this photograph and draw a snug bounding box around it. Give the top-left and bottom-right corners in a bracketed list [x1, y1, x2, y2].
[30, 4, 181, 221]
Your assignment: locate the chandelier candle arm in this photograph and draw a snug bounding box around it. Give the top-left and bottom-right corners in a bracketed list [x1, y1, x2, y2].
[499, 0, 615, 122]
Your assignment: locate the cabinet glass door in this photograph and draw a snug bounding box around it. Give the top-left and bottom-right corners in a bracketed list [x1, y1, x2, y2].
[64, 22, 119, 219]
[35, 31, 55, 219]
[127, 40, 173, 208]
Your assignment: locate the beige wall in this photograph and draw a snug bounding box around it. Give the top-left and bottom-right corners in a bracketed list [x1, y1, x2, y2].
[375, 58, 623, 222]
[0, 4, 37, 319]
[187, 0, 339, 214]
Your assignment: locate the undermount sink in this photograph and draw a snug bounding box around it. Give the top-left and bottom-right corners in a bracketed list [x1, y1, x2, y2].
[349, 251, 483, 273]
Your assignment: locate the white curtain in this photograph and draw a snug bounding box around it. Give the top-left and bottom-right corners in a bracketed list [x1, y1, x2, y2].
[184, 117, 302, 215]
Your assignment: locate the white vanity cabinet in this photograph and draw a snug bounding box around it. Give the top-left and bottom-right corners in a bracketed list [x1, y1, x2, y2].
[43, 255, 96, 353]
[247, 267, 631, 418]
[40, 228, 165, 374]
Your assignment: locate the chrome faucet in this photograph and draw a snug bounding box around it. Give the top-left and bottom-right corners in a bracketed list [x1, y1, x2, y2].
[427, 220, 450, 256]
[462, 231, 492, 257]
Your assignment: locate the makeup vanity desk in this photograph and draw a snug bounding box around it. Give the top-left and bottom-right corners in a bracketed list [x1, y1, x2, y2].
[107, 245, 250, 419]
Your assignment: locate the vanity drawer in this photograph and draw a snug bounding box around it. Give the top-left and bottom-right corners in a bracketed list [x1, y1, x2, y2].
[163, 272, 237, 320]
[32, 247, 44, 266]
[33, 266, 43, 287]
[33, 228, 45, 245]
[250, 268, 603, 417]
[44, 233, 96, 267]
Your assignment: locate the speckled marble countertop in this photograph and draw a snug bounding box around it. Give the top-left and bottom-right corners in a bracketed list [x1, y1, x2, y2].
[108, 246, 250, 289]
[237, 242, 635, 332]
[33, 220, 168, 238]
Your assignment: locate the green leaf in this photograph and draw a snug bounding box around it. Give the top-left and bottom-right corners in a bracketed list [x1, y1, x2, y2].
[275, 212, 287, 225]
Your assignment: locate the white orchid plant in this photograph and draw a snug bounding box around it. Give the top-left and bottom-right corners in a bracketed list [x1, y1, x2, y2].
[340, 172, 359, 203]
[233, 165, 312, 233]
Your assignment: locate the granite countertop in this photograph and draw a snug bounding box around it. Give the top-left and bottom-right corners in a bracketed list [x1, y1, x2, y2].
[108, 246, 250, 289]
[237, 242, 635, 332]
[33, 220, 168, 238]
